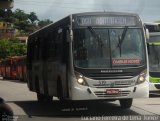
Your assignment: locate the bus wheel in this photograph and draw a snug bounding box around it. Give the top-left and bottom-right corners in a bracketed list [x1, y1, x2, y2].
[119, 99, 133, 109]
[37, 93, 52, 102]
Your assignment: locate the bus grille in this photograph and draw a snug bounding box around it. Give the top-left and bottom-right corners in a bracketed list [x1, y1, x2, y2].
[88, 73, 134, 80]
[93, 80, 135, 88]
[93, 84, 131, 88]
[94, 90, 131, 97]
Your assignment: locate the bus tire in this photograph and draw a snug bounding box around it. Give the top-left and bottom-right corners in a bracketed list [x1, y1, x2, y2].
[37, 93, 52, 102]
[119, 99, 133, 109]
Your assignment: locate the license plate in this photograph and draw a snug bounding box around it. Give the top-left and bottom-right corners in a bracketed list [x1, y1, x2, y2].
[106, 89, 119, 94]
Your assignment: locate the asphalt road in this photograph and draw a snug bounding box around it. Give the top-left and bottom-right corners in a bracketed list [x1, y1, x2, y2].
[0, 79, 160, 121]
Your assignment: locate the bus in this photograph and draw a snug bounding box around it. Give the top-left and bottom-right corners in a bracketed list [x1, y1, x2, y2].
[27, 12, 149, 109]
[144, 23, 160, 32]
[145, 23, 160, 95]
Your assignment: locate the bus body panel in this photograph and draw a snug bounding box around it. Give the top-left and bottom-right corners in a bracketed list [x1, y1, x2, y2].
[27, 16, 70, 98]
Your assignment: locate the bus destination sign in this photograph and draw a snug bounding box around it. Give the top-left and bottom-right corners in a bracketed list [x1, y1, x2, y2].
[76, 15, 137, 26]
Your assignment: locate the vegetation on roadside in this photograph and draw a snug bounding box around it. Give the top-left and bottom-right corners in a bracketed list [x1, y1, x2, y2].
[0, 8, 53, 59]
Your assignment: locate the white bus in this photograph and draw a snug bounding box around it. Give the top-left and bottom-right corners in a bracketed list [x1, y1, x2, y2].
[27, 12, 149, 109]
[145, 23, 160, 95]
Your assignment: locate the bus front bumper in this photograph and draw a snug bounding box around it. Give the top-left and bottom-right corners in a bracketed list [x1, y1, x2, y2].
[70, 81, 149, 100]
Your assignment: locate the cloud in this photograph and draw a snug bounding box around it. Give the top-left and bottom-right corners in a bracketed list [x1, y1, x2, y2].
[13, 0, 160, 22]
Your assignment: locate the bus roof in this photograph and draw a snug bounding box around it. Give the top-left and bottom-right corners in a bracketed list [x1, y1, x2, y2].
[72, 11, 139, 17]
[29, 12, 141, 38]
[144, 22, 160, 26]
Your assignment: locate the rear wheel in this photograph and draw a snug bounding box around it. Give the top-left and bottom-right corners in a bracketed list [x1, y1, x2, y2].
[119, 99, 133, 109]
[37, 93, 52, 102]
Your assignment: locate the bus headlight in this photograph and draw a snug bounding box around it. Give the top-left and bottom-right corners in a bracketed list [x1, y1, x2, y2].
[77, 78, 84, 84]
[75, 71, 88, 86]
[136, 70, 147, 84]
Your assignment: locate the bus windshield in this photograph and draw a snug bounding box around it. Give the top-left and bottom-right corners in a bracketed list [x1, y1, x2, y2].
[149, 43, 160, 72]
[73, 27, 145, 68]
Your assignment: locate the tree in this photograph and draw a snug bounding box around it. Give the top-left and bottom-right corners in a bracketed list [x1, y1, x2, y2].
[13, 9, 28, 21]
[13, 9, 30, 33]
[14, 20, 31, 33]
[28, 12, 39, 24]
[38, 19, 53, 28]
[0, 39, 10, 59]
[0, 39, 27, 59]
[10, 43, 27, 56]
[0, 9, 14, 22]
[0, 8, 53, 35]
[13, 9, 40, 34]
[0, 9, 6, 20]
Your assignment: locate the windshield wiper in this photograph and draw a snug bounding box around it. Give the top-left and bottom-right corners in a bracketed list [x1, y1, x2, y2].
[87, 26, 103, 56]
[151, 44, 160, 65]
[117, 26, 128, 57]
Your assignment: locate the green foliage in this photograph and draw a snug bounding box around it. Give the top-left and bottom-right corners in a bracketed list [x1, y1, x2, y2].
[13, 9, 31, 33]
[14, 9, 28, 21]
[0, 9, 14, 22]
[154, 20, 160, 23]
[0, 8, 53, 35]
[12, 9, 53, 34]
[0, 39, 10, 59]
[0, 8, 53, 59]
[28, 12, 39, 24]
[10, 38, 21, 43]
[38, 19, 53, 28]
[0, 39, 27, 60]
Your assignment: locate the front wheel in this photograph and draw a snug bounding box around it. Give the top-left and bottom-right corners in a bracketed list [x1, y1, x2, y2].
[119, 99, 133, 109]
[37, 93, 53, 102]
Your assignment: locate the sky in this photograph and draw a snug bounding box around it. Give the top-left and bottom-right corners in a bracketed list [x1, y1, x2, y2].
[13, 0, 160, 23]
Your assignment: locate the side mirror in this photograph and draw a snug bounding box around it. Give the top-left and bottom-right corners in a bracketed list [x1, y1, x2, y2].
[145, 29, 150, 40]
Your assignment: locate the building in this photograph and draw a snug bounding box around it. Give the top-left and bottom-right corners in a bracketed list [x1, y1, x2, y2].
[16, 36, 28, 44]
[0, 22, 15, 39]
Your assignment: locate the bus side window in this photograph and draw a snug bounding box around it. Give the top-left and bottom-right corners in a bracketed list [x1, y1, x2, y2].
[42, 33, 53, 61]
[27, 40, 33, 69]
[42, 36, 47, 61]
[31, 39, 35, 61]
[33, 38, 39, 61]
[38, 39, 43, 60]
[45, 30, 56, 61]
[36, 38, 40, 60]
[62, 28, 69, 63]
[55, 28, 63, 60]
